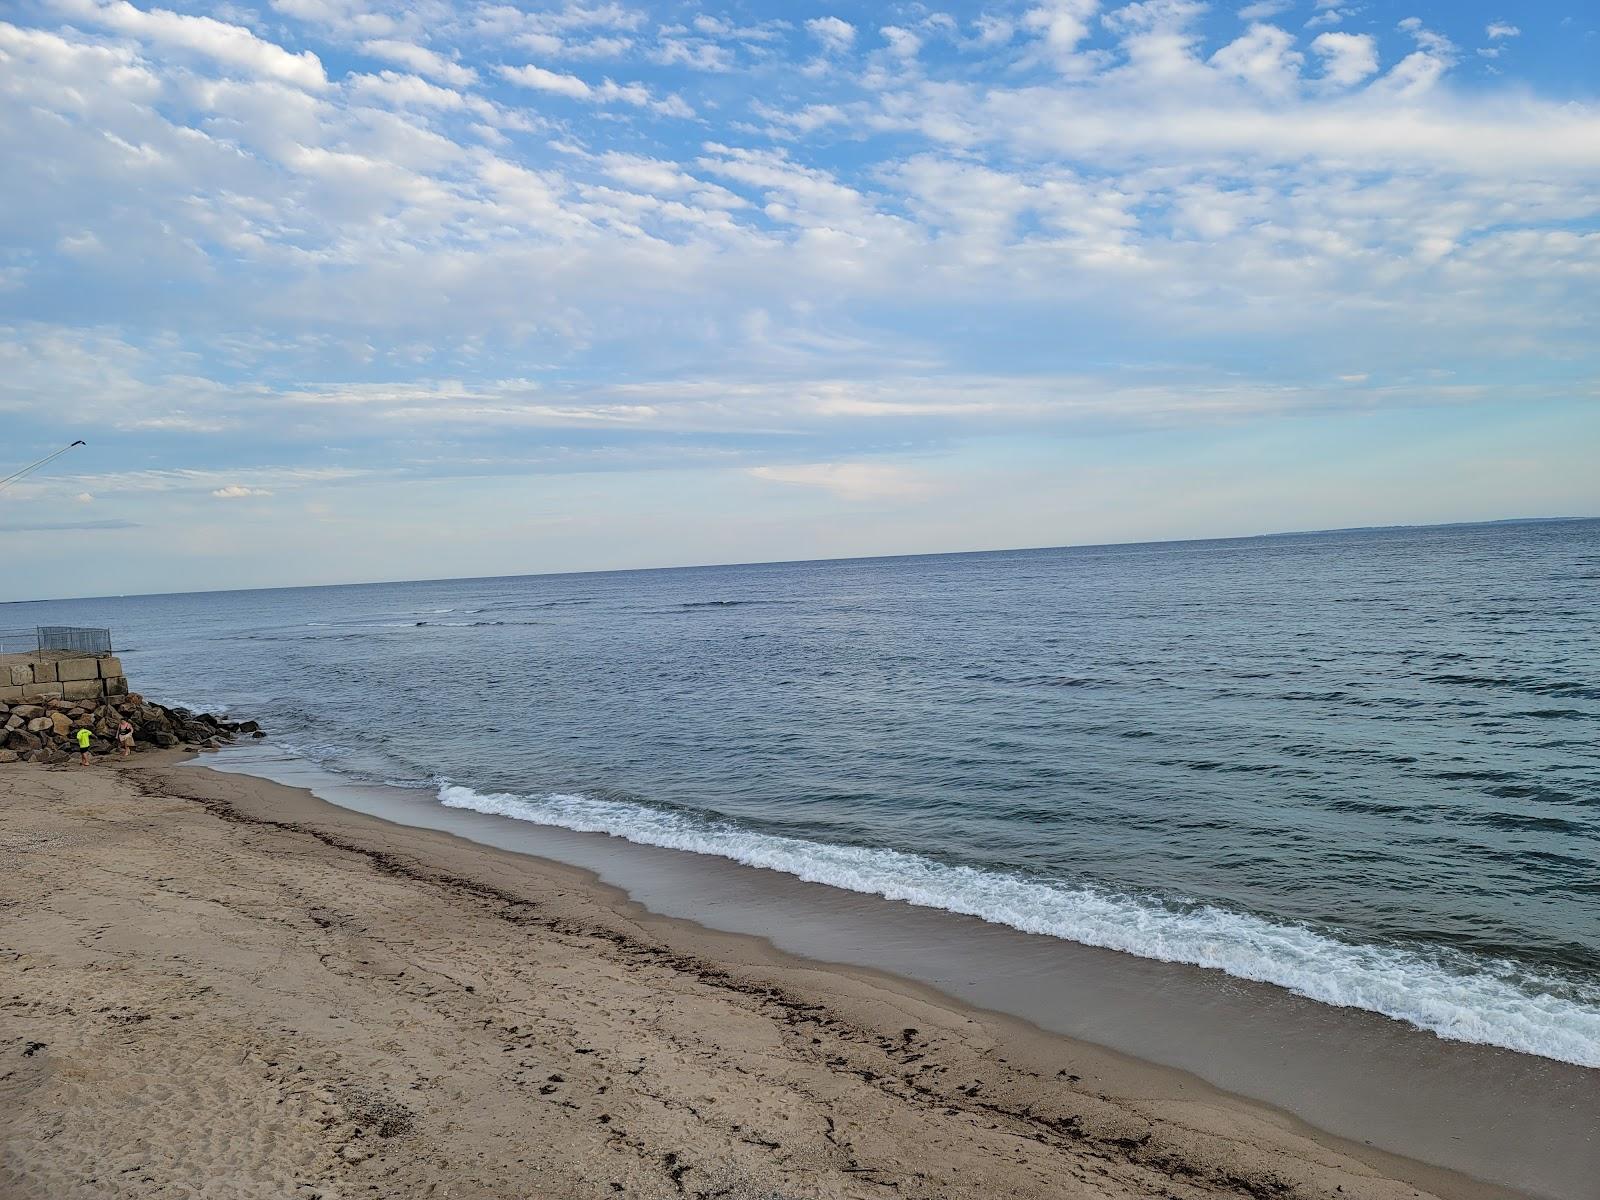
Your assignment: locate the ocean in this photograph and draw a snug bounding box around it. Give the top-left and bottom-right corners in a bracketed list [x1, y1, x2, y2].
[14, 518, 1599, 1068]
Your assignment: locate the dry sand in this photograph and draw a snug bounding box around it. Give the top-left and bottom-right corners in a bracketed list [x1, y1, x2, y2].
[1, 756, 1525, 1200]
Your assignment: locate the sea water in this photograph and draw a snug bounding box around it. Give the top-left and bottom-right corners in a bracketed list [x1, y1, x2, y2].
[15, 519, 1599, 1067]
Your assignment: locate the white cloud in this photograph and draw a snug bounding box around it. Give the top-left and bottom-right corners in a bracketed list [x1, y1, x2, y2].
[1237, 1, 1289, 18]
[1311, 31, 1378, 86]
[501, 62, 593, 99]
[500, 63, 692, 115]
[1375, 19, 1456, 97]
[970, 15, 1015, 47]
[55, 0, 328, 89]
[805, 16, 855, 53]
[1486, 22, 1521, 40]
[746, 462, 934, 501]
[1023, 0, 1101, 72]
[358, 39, 476, 85]
[212, 485, 274, 498]
[349, 70, 474, 111]
[1210, 24, 1304, 96]
[880, 25, 922, 61]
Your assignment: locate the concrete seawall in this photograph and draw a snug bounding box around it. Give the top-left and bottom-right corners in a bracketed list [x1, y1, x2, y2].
[0, 652, 129, 704]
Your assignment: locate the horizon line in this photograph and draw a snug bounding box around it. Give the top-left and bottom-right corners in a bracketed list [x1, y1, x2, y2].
[4, 513, 1594, 608]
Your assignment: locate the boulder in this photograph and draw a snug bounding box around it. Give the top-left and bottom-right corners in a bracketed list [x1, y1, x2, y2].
[10, 705, 43, 720]
[236, 720, 261, 734]
[30, 748, 68, 765]
[5, 731, 41, 752]
[251, 730, 266, 738]
[49, 713, 72, 738]
[152, 732, 179, 748]
[4, 715, 21, 731]
[26, 717, 53, 734]
[0, 749, 17, 764]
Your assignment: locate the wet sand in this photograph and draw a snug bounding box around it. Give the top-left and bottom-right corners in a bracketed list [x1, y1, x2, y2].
[0, 755, 1567, 1200]
[205, 745, 1600, 1200]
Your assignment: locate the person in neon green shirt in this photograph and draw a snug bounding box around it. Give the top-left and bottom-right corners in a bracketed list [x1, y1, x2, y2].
[75, 725, 92, 766]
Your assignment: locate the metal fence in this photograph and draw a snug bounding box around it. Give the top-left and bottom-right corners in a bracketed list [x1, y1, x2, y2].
[0, 626, 113, 656]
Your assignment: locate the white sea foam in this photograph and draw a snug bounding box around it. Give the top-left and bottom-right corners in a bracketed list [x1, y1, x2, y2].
[439, 783, 1600, 1069]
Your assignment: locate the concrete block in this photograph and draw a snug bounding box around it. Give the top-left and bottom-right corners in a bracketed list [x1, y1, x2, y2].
[104, 676, 129, 697]
[56, 657, 100, 683]
[21, 682, 64, 701]
[97, 656, 124, 680]
[61, 679, 105, 701]
[0, 685, 24, 704]
[7, 665, 31, 687]
[30, 660, 58, 684]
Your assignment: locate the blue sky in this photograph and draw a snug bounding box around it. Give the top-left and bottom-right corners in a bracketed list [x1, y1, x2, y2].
[1, 0, 1596, 599]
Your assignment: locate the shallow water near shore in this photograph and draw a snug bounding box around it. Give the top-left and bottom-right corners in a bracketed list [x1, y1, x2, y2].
[15, 520, 1600, 1063]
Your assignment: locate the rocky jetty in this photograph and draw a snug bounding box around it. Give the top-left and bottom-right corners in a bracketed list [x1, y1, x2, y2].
[0, 692, 263, 765]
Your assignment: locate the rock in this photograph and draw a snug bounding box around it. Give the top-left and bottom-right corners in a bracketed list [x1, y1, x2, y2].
[0, 686, 267, 763]
[0, 749, 17, 764]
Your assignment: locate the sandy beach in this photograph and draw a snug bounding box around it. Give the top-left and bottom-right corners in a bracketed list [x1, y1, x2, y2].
[0, 756, 1532, 1200]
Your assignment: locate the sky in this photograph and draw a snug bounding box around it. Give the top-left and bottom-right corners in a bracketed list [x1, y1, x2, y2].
[1, 0, 1596, 600]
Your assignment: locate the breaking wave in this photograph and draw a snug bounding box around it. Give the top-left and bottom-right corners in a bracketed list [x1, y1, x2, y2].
[438, 783, 1600, 1069]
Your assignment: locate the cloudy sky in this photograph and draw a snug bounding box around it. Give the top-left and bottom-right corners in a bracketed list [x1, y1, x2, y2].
[1, 0, 1596, 599]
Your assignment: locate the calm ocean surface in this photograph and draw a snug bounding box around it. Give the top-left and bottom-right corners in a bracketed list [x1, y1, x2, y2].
[14, 519, 1600, 1066]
